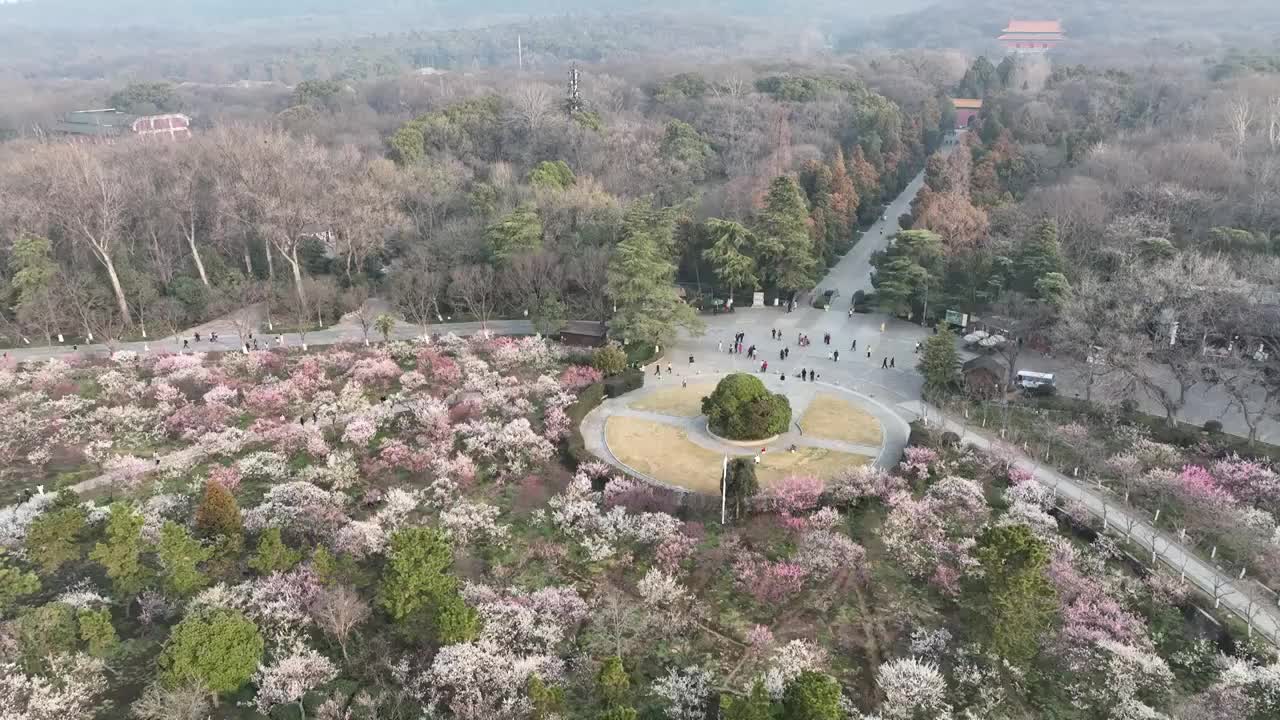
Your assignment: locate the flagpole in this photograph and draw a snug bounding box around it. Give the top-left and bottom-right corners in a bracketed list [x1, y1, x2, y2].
[721, 456, 728, 525]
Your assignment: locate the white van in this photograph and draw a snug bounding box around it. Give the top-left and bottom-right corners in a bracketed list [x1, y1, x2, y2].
[1016, 370, 1055, 389]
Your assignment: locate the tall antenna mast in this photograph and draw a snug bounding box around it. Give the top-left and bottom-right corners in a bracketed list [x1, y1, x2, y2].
[517, 35, 523, 72]
[567, 63, 582, 114]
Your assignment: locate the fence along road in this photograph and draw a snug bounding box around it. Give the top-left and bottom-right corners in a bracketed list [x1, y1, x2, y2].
[909, 401, 1280, 647]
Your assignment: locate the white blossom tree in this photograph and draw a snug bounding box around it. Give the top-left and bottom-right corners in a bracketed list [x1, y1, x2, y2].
[253, 645, 339, 720]
[0, 654, 107, 720]
[877, 657, 953, 720]
[651, 666, 714, 720]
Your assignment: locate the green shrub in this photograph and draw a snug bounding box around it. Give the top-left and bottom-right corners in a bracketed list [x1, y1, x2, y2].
[624, 341, 659, 366]
[702, 373, 791, 440]
[591, 344, 628, 377]
[1203, 420, 1223, 434]
[604, 369, 645, 398]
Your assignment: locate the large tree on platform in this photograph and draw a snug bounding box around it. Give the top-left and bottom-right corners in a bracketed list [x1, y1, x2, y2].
[607, 202, 702, 347]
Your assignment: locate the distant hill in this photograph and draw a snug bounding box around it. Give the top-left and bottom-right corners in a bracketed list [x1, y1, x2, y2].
[0, 0, 924, 35]
[840, 0, 1280, 53]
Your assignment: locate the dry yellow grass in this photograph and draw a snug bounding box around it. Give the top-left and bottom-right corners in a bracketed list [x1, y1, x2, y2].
[604, 416, 871, 495]
[605, 417, 724, 493]
[798, 393, 883, 446]
[756, 446, 871, 486]
[627, 382, 716, 418]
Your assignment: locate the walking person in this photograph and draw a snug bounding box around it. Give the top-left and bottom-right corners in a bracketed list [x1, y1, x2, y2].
[866, 349, 872, 359]
[667, 362, 673, 375]
[851, 338, 857, 351]
[890, 357, 896, 368]
[719, 340, 724, 352]
[834, 350, 839, 362]
[881, 357, 888, 368]
[801, 369, 807, 381]
[182, 339, 189, 350]
[827, 350, 833, 361]
[809, 369, 815, 382]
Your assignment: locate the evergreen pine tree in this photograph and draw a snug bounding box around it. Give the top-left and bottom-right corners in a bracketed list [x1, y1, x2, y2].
[755, 176, 818, 293]
[193, 482, 242, 538]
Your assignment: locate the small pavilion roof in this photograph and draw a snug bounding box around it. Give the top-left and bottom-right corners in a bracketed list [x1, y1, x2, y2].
[952, 98, 983, 110]
[1003, 20, 1063, 34]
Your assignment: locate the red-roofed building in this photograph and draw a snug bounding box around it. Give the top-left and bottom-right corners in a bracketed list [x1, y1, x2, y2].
[999, 19, 1064, 53]
[951, 98, 982, 129]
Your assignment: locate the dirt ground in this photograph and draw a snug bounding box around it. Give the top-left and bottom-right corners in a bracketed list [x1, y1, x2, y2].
[605, 416, 869, 495]
[627, 382, 717, 418]
[798, 393, 884, 446]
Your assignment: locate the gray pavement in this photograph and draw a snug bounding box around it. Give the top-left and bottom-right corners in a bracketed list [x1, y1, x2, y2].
[907, 400, 1280, 646]
[581, 370, 909, 494]
[4, 306, 534, 363]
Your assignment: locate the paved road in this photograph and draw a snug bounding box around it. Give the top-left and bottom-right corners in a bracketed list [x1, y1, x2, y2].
[908, 400, 1280, 645]
[4, 306, 534, 364]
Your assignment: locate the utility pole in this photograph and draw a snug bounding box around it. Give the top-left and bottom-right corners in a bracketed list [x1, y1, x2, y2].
[517, 35, 523, 72]
[721, 456, 728, 525]
[921, 278, 930, 328]
[567, 63, 582, 115]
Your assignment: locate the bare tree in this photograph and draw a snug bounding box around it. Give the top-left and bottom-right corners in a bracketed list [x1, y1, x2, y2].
[449, 264, 499, 329]
[390, 250, 445, 334]
[42, 144, 133, 323]
[65, 272, 129, 352]
[229, 128, 330, 314]
[211, 279, 266, 347]
[1077, 254, 1245, 425]
[131, 680, 213, 720]
[159, 144, 213, 286]
[1224, 96, 1254, 159]
[509, 82, 556, 132]
[345, 286, 376, 346]
[565, 246, 613, 321]
[500, 251, 566, 315]
[329, 149, 400, 284]
[1268, 96, 1280, 153]
[310, 585, 370, 662]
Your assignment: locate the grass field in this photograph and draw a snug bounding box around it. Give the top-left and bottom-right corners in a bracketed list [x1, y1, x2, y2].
[798, 393, 883, 446]
[627, 382, 716, 418]
[604, 416, 870, 495]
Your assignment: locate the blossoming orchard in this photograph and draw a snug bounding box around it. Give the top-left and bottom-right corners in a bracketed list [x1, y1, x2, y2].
[0, 332, 1277, 720]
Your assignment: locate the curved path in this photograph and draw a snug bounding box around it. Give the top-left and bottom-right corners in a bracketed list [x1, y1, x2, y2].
[581, 372, 908, 494]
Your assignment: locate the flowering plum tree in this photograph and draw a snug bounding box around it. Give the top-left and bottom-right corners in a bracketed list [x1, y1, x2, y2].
[253, 644, 339, 719]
